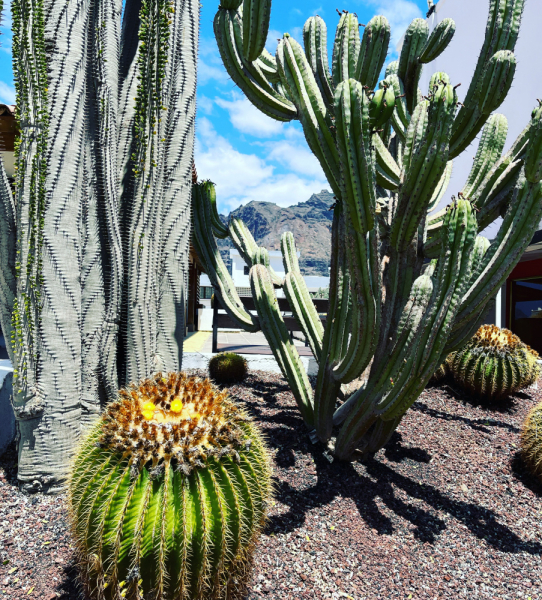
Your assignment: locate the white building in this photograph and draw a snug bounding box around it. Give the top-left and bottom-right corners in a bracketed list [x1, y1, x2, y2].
[200, 248, 330, 301]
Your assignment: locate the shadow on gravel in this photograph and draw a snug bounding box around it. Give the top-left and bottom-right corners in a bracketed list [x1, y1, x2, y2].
[411, 401, 520, 433]
[55, 562, 83, 600]
[253, 405, 542, 556]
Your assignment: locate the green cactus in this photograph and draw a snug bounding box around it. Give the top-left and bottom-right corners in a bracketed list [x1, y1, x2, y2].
[196, 0, 542, 461]
[447, 325, 541, 401]
[521, 401, 542, 482]
[68, 371, 271, 600]
[209, 352, 249, 384]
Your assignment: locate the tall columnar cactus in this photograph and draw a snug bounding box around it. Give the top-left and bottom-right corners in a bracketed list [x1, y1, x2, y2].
[68, 372, 271, 600]
[0, 0, 198, 491]
[194, 0, 542, 460]
[447, 325, 540, 401]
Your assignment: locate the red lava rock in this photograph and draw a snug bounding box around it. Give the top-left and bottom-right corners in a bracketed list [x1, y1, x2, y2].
[1, 370, 542, 599]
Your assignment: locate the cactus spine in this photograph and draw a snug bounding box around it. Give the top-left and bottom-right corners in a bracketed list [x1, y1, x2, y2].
[69, 372, 271, 600]
[198, 0, 542, 461]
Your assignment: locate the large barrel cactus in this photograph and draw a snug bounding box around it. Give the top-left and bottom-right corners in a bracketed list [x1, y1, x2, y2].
[193, 0, 542, 460]
[68, 372, 272, 600]
[521, 401, 542, 482]
[447, 325, 540, 401]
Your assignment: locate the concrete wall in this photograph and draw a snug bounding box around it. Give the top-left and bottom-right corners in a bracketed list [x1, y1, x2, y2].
[183, 351, 319, 376]
[418, 0, 542, 237]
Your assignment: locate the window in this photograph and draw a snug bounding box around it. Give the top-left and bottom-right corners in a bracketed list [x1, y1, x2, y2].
[201, 286, 213, 299]
[244, 266, 250, 275]
[510, 277, 542, 353]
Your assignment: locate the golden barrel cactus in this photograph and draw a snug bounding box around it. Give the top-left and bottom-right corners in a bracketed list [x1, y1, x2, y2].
[448, 325, 540, 401]
[68, 372, 272, 600]
[522, 402, 542, 482]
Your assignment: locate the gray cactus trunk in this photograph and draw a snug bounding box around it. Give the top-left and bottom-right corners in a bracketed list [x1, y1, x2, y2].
[0, 0, 198, 492]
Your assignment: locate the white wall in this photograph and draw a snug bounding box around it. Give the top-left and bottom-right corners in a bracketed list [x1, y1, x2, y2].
[418, 0, 542, 236]
[230, 249, 295, 287]
[200, 250, 330, 291]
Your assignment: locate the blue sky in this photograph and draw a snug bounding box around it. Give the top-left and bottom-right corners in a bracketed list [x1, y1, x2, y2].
[0, 0, 430, 214]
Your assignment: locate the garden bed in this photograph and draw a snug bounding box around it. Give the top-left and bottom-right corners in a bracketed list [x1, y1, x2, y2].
[0, 371, 541, 599]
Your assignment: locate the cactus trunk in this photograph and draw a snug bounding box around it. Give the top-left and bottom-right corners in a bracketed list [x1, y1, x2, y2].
[0, 0, 198, 491]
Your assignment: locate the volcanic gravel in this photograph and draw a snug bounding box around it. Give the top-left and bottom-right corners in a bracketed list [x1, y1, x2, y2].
[0, 370, 541, 599]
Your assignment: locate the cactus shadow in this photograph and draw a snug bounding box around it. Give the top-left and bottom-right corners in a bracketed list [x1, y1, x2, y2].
[383, 432, 432, 463]
[411, 400, 520, 433]
[54, 559, 84, 600]
[264, 429, 542, 554]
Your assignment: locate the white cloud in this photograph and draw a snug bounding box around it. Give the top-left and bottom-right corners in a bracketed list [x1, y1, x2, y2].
[198, 37, 230, 86]
[197, 95, 214, 115]
[198, 59, 229, 86]
[266, 139, 326, 178]
[366, 0, 423, 49]
[195, 118, 328, 212]
[215, 95, 284, 137]
[0, 81, 15, 105]
[196, 118, 273, 202]
[266, 29, 283, 55]
[241, 173, 328, 208]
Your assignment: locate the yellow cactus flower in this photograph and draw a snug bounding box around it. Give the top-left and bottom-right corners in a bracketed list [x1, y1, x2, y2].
[170, 398, 183, 413]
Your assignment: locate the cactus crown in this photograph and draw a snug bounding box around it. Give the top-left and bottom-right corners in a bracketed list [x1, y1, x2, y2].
[100, 371, 251, 474]
[470, 324, 539, 356]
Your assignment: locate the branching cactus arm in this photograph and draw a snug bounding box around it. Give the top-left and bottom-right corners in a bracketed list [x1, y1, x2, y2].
[281, 233, 324, 362]
[449, 0, 525, 158]
[250, 264, 314, 426]
[193, 183, 260, 332]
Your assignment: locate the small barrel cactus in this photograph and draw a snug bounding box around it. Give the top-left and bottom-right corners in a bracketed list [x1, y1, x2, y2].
[448, 325, 541, 402]
[521, 402, 542, 482]
[209, 352, 249, 384]
[68, 372, 272, 600]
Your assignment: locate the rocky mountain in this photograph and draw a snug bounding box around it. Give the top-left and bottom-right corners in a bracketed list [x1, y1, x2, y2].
[217, 190, 334, 276]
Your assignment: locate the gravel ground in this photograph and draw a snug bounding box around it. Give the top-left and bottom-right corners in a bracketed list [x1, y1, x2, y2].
[0, 370, 541, 599]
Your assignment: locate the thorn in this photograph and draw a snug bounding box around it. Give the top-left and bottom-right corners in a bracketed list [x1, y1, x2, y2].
[336, 8, 341, 15]
[453, 83, 462, 90]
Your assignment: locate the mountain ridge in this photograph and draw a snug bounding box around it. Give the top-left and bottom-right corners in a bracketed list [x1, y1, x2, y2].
[217, 190, 334, 276]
